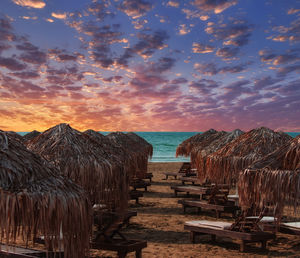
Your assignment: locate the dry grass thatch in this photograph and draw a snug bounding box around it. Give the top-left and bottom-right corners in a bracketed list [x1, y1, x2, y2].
[196, 127, 292, 185]
[238, 135, 300, 217]
[26, 123, 128, 210]
[22, 130, 40, 143]
[175, 129, 218, 158]
[106, 132, 152, 179]
[0, 131, 91, 258]
[195, 129, 244, 180]
[0, 129, 23, 142]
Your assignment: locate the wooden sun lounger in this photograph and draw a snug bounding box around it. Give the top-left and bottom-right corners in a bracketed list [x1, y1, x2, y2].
[184, 220, 275, 252]
[279, 222, 300, 235]
[0, 244, 63, 258]
[180, 176, 200, 185]
[131, 180, 151, 191]
[171, 185, 211, 198]
[178, 199, 238, 218]
[144, 172, 153, 182]
[129, 190, 143, 203]
[91, 239, 147, 258]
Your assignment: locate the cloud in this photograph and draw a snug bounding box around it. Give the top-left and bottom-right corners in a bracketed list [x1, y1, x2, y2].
[170, 77, 188, 84]
[9, 70, 40, 79]
[51, 12, 67, 20]
[189, 79, 219, 96]
[117, 30, 169, 66]
[178, 24, 191, 35]
[21, 16, 38, 20]
[192, 42, 214, 53]
[12, 0, 45, 8]
[259, 49, 300, 66]
[118, 0, 153, 19]
[0, 16, 16, 42]
[0, 42, 11, 53]
[271, 18, 300, 42]
[191, 0, 237, 14]
[87, 1, 112, 20]
[253, 76, 281, 90]
[45, 18, 54, 23]
[0, 57, 27, 71]
[216, 47, 239, 59]
[287, 8, 300, 15]
[167, 1, 179, 8]
[194, 62, 250, 75]
[206, 19, 253, 46]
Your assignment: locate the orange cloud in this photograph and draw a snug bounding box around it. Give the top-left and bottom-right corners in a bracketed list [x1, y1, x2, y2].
[12, 0, 45, 8]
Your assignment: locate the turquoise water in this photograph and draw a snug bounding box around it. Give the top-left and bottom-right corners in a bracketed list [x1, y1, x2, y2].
[18, 131, 300, 162]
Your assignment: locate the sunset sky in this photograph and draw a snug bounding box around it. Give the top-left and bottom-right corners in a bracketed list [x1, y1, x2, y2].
[0, 0, 300, 132]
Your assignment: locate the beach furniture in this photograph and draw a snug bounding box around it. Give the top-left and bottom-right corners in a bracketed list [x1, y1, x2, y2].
[163, 162, 195, 180]
[131, 178, 151, 191]
[0, 131, 91, 258]
[178, 184, 238, 218]
[93, 210, 146, 258]
[144, 172, 153, 182]
[178, 199, 238, 218]
[0, 244, 64, 258]
[171, 185, 211, 198]
[129, 190, 144, 203]
[184, 220, 275, 252]
[180, 176, 200, 185]
[91, 239, 147, 258]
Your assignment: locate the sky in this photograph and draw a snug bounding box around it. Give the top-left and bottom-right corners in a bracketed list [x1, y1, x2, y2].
[0, 0, 300, 132]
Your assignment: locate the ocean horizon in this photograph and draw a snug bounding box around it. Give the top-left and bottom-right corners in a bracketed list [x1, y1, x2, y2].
[18, 131, 300, 162]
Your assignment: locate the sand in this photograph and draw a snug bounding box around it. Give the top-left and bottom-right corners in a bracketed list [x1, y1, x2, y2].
[92, 162, 300, 257]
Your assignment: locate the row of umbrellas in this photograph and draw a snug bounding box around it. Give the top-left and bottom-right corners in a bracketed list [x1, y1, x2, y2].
[176, 127, 299, 220]
[0, 123, 153, 257]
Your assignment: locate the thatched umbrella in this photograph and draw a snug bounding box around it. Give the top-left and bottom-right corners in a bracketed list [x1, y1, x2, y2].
[0, 131, 91, 258]
[0, 129, 23, 142]
[23, 130, 40, 143]
[196, 127, 292, 185]
[127, 132, 153, 159]
[239, 135, 300, 218]
[176, 129, 218, 158]
[26, 123, 128, 210]
[195, 129, 244, 178]
[106, 132, 151, 179]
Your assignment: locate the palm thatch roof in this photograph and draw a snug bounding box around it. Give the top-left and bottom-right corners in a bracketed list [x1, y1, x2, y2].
[176, 129, 218, 157]
[22, 130, 40, 143]
[196, 127, 292, 185]
[26, 123, 128, 210]
[195, 129, 244, 179]
[126, 132, 153, 159]
[189, 130, 228, 166]
[239, 135, 300, 217]
[106, 132, 151, 178]
[0, 131, 91, 258]
[0, 129, 23, 142]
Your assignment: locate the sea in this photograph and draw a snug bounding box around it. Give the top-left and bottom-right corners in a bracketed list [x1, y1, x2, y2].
[19, 131, 300, 163]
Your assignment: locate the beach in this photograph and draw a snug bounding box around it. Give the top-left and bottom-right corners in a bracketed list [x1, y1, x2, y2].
[90, 162, 300, 258]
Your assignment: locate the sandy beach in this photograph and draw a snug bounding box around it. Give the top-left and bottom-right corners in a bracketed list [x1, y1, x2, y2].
[90, 162, 300, 258]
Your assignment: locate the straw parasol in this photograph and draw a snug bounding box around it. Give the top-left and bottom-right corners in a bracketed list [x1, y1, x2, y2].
[176, 129, 218, 158]
[239, 135, 300, 218]
[22, 130, 40, 143]
[127, 132, 153, 159]
[106, 132, 152, 179]
[0, 129, 23, 142]
[26, 123, 128, 210]
[0, 131, 91, 258]
[196, 127, 292, 185]
[195, 129, 244, 178]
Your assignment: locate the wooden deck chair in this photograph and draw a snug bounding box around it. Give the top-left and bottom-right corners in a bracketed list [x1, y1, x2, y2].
[184, 219, 275, 252]
[0, 243, 64, 258]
